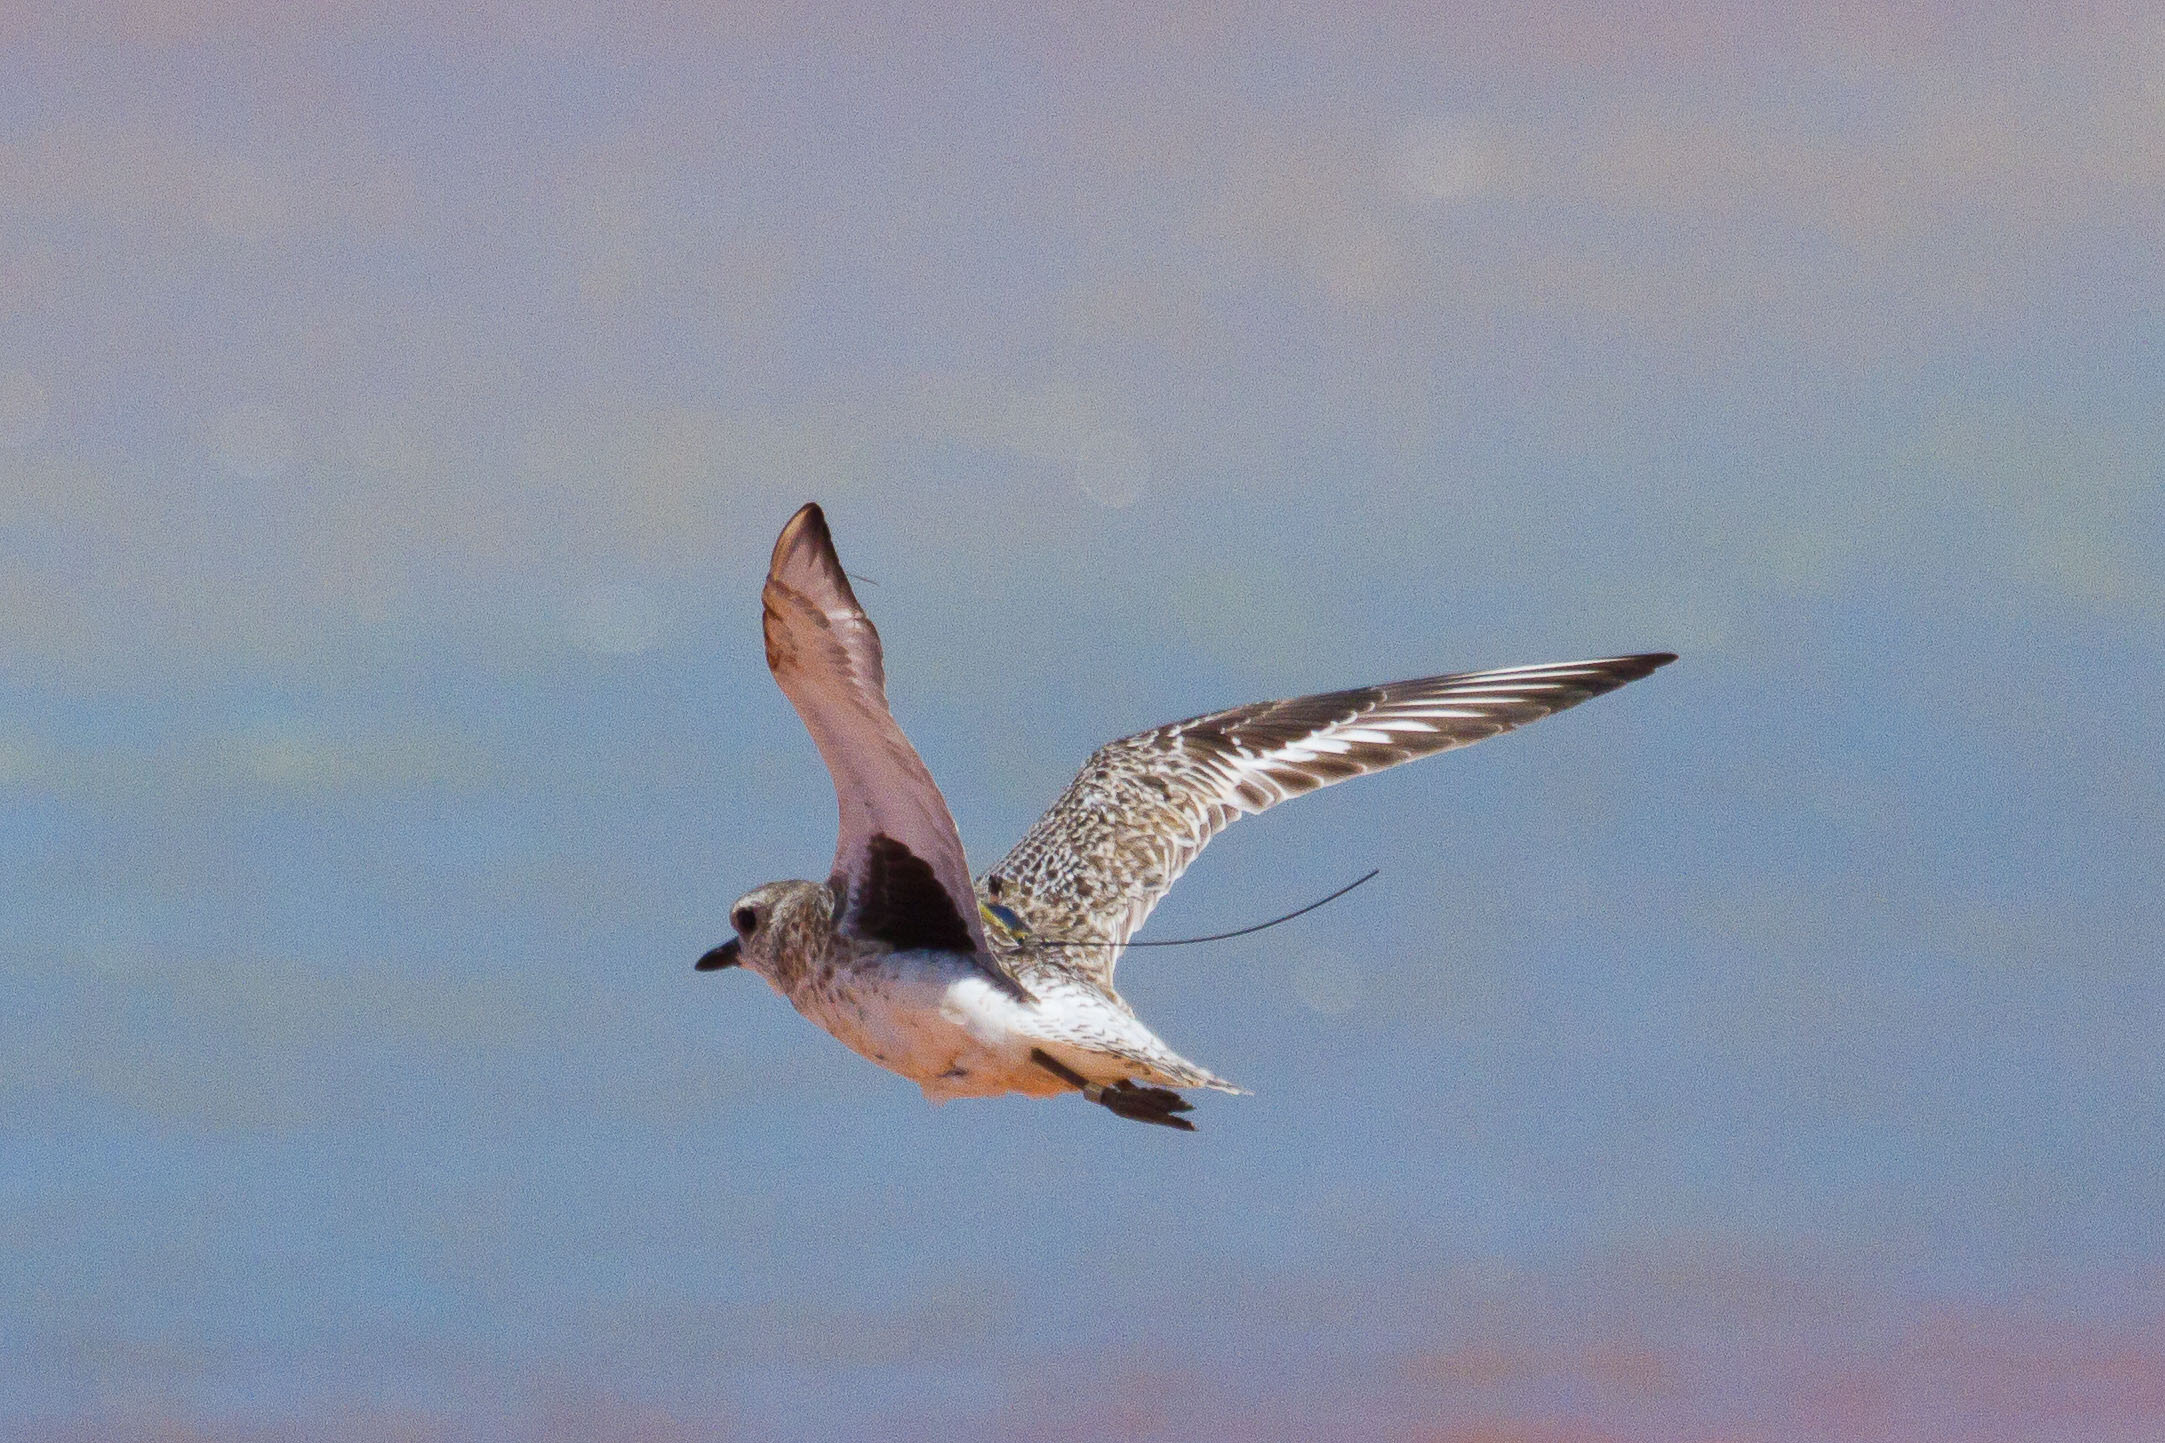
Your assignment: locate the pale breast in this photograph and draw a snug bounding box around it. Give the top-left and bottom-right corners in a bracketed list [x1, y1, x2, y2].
[788, 951, 1058, 1099]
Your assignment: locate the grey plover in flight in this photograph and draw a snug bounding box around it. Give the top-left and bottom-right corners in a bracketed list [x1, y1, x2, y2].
[697, 503, 1674, 1130]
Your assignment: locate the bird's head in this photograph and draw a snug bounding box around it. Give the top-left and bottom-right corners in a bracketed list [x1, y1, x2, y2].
[695, 879, 831, 982]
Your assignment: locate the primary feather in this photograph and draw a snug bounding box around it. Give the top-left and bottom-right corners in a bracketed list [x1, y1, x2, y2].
[980, 655, 1676, 988]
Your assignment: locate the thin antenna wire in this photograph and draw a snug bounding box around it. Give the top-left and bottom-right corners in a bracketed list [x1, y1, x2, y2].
[1018, 869, 1380, 950]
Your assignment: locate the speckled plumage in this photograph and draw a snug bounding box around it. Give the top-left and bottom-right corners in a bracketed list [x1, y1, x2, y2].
[980, 658, 1677, 993]
[699, 502, 1675, 1130]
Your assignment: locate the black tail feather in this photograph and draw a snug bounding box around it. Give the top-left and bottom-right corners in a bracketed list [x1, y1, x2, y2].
[1030, 1048, 1198, 1132]
[1093, 1081, 1197, 1131]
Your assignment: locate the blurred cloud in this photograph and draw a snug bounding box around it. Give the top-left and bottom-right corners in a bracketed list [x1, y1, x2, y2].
[0, 6, 2153, 682]
[5, 949, 544, 1130]
[1288, 949, 1367, 1017]
[566, 582, 668, 656]
[0, 716, 494, 798]
[1391, 118, 1496, 206]
[17, 1243, 2159, 1441]
[0, 117, 414, 245]
[0, 367, 52, 446]
[1073, 427, 1150, 508]
[206, 404, 298, 481]
[911, 376, 1103, 467]
[15, 1396, 732, 1443]
[191, 149, 295, 244]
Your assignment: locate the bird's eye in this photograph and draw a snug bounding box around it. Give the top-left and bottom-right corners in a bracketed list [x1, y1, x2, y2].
[732, 906, 759, 937]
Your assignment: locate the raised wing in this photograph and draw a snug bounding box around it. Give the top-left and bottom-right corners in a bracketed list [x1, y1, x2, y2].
[762, 503, 989, 960]
[980, 654, 1676, 986]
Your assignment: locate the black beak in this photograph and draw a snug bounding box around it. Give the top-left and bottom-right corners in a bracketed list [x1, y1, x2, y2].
[695, 938, 741, 971]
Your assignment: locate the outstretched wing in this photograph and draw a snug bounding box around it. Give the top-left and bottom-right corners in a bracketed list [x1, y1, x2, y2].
[979, 654, 1676, 985]
[762, 503, 990, 961]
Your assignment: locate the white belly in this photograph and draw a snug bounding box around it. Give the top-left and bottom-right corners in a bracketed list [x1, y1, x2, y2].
[785, 951, 1069, 1101]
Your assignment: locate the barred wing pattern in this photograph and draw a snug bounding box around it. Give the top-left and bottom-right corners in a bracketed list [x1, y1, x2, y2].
[981, 654, 1675, 987]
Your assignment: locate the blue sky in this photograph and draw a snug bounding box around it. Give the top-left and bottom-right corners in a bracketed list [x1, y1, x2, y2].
[3, 5, 2162, 1439]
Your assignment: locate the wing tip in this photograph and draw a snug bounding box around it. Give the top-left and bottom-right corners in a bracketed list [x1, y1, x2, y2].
[767, 501, 868, 615]
[771, 501, 833, 568]
[1549, 651, 1676, 683]
[1561, 651, 1676, 695]
[1614, 650, 1679, 677]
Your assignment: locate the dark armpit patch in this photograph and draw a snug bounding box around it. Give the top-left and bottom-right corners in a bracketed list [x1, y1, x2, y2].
[845, 833, 975, 954]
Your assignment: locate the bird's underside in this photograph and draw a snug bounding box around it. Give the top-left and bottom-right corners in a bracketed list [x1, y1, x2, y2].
[706, 501, 1677, 1133]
